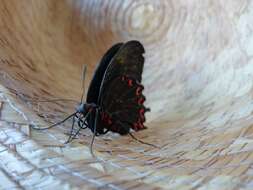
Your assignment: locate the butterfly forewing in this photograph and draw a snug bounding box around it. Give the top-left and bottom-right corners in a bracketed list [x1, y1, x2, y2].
[86, 43, 123, 104]
[99, 40, 145, 91]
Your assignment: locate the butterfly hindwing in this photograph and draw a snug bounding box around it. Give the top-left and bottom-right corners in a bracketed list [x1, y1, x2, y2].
[99, 76, 148, 134]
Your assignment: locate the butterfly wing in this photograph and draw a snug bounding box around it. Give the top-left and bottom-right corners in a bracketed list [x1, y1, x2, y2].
[86, 42, 123, 104]
[85, 42, 123, 134]
[98, 40, 145, 90]
[98, 41, 149, 135]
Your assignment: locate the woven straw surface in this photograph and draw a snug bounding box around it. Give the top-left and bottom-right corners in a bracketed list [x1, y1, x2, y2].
[1, 0, 253, 189]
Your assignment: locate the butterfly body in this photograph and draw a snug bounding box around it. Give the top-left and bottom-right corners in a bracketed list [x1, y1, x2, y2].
[74, 40, 149, 136]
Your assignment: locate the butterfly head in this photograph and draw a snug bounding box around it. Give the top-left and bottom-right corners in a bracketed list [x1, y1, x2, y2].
[76, 103, 87, 114]
[76, 103, 97, 114]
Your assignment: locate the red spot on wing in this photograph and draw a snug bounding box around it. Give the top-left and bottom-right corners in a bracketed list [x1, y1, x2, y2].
[101, 112, 113, 126]
[136, 87, 142, 96]
[117, 75, 149, 132]
[108, 119, 112, 125]
[133, 123, 139, 130]
[133, 120, 145, 131]
[139, 108, 145, 115]
[128, 79, 133, 86]
[132, 108, 147, 131]
[138, 97, 145, 105]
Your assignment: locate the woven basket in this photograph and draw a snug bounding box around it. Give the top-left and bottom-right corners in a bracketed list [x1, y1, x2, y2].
[0, 1, 253, 189]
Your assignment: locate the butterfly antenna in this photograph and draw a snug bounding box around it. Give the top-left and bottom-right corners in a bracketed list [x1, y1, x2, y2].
[129, 132, 159, 148]
[24, 98, 79, 103]
[6, 86, 78, 103]
[80, 65, 87, 103]
[65, 115, 77, 143]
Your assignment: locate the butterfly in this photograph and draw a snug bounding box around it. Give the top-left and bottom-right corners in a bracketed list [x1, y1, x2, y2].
[32, 40, 155, 152]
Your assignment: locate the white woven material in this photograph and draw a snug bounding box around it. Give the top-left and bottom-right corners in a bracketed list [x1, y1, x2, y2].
[0, 0, 253, 189]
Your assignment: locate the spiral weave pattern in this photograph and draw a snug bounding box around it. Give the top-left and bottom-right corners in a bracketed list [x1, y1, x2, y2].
[0, 0, 253, 189]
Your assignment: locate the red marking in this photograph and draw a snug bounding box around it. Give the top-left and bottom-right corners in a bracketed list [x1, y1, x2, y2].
[139, 108, 145, 115]
[136, 87, 142, 96]
[133, 117, 146, 130]
[101, 112, 113, 125]
[139, 115, 145, 122]
[138, 98, 145, 105]
[128, 79, 133, 86]
[137, 119, 144, 129]
[138, 124, 144, 129]
[133, 123, 138, 130]
[108, 119, 112, 125]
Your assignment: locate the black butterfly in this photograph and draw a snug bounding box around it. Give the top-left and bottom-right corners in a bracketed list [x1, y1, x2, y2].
[32, 40, 154, 150]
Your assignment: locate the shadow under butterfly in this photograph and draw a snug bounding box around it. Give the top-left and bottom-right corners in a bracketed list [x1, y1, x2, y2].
[32, 40, 156, 155]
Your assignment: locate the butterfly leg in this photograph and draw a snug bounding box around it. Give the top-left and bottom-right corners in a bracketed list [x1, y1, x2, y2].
[70, 115, 90, 140]
[65, 110, 92, 143]
[90, 108, 99, 157]
[65, 113, 90, 143]
[31, 112, 77, 130]
[78, 117, 88, 129]
[65, 115, 77, 144]
[128, 132, 158, 148]
[116, 120, 158, 148]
